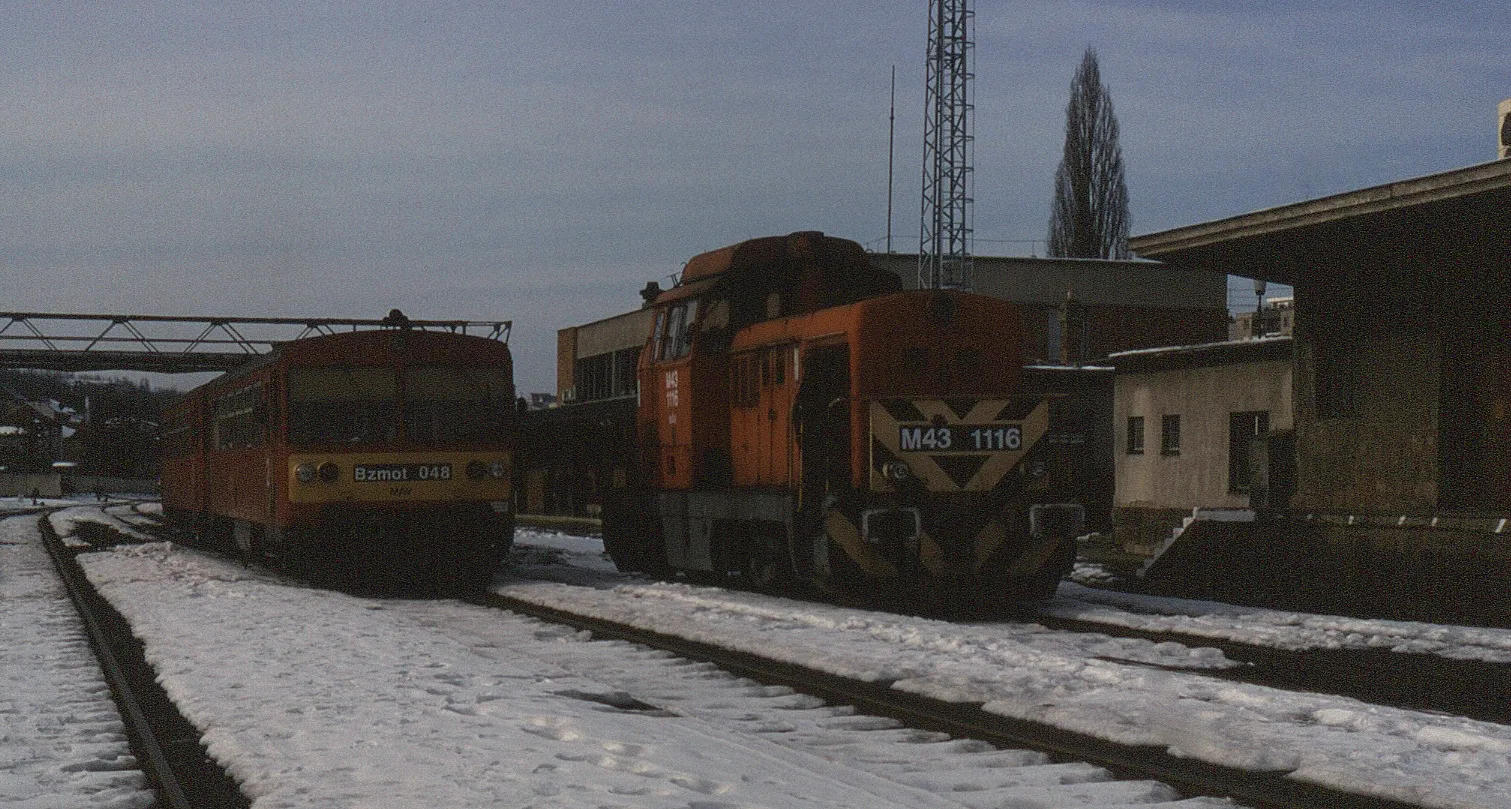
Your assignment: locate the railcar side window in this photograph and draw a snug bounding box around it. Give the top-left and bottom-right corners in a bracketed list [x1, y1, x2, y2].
[287, 367, 398, 446]
[160, 409, 198, 457]
[403, 366, 513, 444]
[213, 384, 266, 450]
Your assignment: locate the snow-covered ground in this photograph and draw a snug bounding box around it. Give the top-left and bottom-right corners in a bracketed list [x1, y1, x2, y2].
[61, 523, 1219, 809]
[1049, 577, 1511, 663]
[0, 511, 152, 808]
[505, 528, 1511, 809]
[8, 504, 1511, 808]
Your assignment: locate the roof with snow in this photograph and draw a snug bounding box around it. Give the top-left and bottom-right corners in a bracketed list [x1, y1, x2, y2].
[1109, 336, 1292, 373]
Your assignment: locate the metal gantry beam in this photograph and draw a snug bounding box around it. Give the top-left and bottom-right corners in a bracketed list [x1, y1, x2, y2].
[0, 312, 512, 374]
[918, 0, 975, 291]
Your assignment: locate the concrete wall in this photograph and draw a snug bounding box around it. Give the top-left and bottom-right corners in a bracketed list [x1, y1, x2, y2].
[871, 254, 1229, 363]
[1292, 324, 1441, 513]
[0, 473, 62, 498]
[0, 473, 158, 498]
[1115, 358, 1293, 511]
[871, 254, 1227, 309]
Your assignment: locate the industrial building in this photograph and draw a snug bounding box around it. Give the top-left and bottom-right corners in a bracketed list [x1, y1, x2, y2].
[1131, 153, 1511, 624]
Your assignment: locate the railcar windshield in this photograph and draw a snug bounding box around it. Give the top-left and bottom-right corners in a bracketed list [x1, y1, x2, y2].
[287, 367, 398, 446]
[402, 365, 513, 445]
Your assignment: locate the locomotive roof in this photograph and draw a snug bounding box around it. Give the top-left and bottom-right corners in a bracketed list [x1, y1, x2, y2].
[661, 231, 901, 314]
[678, 231, 872, 285]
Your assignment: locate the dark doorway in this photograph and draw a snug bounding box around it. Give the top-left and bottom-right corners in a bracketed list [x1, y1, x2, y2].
[1229, 411, 1270, 493]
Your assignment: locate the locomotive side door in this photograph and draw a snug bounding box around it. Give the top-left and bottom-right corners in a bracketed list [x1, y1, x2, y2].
[796, 344, 852, 500]
[760, 345, 796, 486]
[729, 351, 762, 486]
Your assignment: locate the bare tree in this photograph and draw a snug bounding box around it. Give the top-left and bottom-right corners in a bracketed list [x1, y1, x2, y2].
[1047, 48, 1129, 259]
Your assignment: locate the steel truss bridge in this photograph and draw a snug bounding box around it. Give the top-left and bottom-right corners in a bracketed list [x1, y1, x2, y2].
[0, 312, 512, 374]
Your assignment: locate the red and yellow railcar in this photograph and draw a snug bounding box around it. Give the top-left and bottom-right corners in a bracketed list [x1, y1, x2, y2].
[160, 322, 515, 592]
[603, 232, 1087, 606]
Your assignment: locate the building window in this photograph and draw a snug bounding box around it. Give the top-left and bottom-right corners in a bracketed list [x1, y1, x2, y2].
[1160, 414, 1181, 456]
[1229, 411, 1271, 492]
[1126, 416, 1145, 454]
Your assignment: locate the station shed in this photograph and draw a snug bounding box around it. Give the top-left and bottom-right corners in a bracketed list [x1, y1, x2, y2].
[1110, 337, 1293, 554]
[1129, 158, 1511, 624]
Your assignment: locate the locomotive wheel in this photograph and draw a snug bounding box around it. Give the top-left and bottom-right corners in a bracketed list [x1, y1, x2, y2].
[741, 524, 791, 592]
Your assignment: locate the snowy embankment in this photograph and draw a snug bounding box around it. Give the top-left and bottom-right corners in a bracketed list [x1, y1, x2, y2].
[1048, 579, 1511, 663]
[0, 515, 152, 809]
[78, 538, 1048, 809]
[505, 528, 1511, 809]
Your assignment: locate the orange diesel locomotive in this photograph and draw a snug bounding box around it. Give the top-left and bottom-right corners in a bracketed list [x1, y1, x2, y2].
[160, 320, 516, 592]
[602, 233, 1087, 606]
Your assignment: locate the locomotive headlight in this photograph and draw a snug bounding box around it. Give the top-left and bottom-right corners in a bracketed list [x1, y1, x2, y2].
[466, 460, 488, 481]
[317, 462, 340, 483]
[295, 463, 317, 484]
[883, 461, 913, 481]
[488, 460, 507, 479]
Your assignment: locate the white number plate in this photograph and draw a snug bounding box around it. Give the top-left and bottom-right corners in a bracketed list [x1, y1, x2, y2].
[897, 425, 1022, 453]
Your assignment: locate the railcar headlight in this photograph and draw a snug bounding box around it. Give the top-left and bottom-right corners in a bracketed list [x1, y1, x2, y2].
[883, 461, 913, 481]
[296, 463, 317, 484]
[488, 460, 507, 479]
[317, 462, 340, 483]
[466, 461, 488, 480]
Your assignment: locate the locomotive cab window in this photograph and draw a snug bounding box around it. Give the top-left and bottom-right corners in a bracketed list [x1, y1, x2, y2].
[654, 301, 699, 362]
[287, 367, 398, 446]
[403, 366, 513, 445]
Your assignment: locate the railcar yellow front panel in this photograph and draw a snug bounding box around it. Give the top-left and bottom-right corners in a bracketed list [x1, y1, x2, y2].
[287, 451, 512, 504]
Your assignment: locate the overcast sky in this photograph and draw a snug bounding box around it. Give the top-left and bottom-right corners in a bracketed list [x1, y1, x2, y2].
[3, 2, 1507, 393]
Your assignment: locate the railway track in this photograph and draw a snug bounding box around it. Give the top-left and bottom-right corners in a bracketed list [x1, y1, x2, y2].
[1028, 610, 1511, 726]
[473, 589, 1424, 809]
[51, 509, 1493, 807]
[37, 513, 250, 809]
[518, 530, 1511, 726]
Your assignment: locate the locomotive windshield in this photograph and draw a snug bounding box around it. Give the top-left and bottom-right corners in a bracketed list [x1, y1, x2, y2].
[287, 367, 399, 446]
[402, 365, 512, 445]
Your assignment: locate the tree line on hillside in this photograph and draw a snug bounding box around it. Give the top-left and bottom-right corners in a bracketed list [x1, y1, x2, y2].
[1, 369, 180, 477]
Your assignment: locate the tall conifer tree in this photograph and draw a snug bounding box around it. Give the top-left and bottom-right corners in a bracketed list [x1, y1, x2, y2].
[1047, 48, 1129, 259]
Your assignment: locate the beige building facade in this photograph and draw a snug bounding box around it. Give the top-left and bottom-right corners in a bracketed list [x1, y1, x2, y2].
[1112, 339, 1293, 551]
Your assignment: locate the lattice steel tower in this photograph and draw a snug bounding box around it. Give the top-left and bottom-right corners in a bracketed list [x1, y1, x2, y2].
[917, 0, 974, 291]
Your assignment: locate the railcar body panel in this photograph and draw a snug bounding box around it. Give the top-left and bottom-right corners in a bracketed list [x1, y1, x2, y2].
[159, 326, 516, 593]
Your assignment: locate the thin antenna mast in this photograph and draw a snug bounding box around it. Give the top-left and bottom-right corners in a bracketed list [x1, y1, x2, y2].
[887, 65, 897, 254]
[917, 0, 974, 291]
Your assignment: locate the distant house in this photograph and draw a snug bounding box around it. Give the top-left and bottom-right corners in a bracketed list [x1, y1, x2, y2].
[1229, 296, 1294, 341]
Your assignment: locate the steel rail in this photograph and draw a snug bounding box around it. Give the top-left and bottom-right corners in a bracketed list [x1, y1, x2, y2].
[36, 515, 249, 809]
[36, 514, 194, 809]
[474, 590, 1429, 809]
